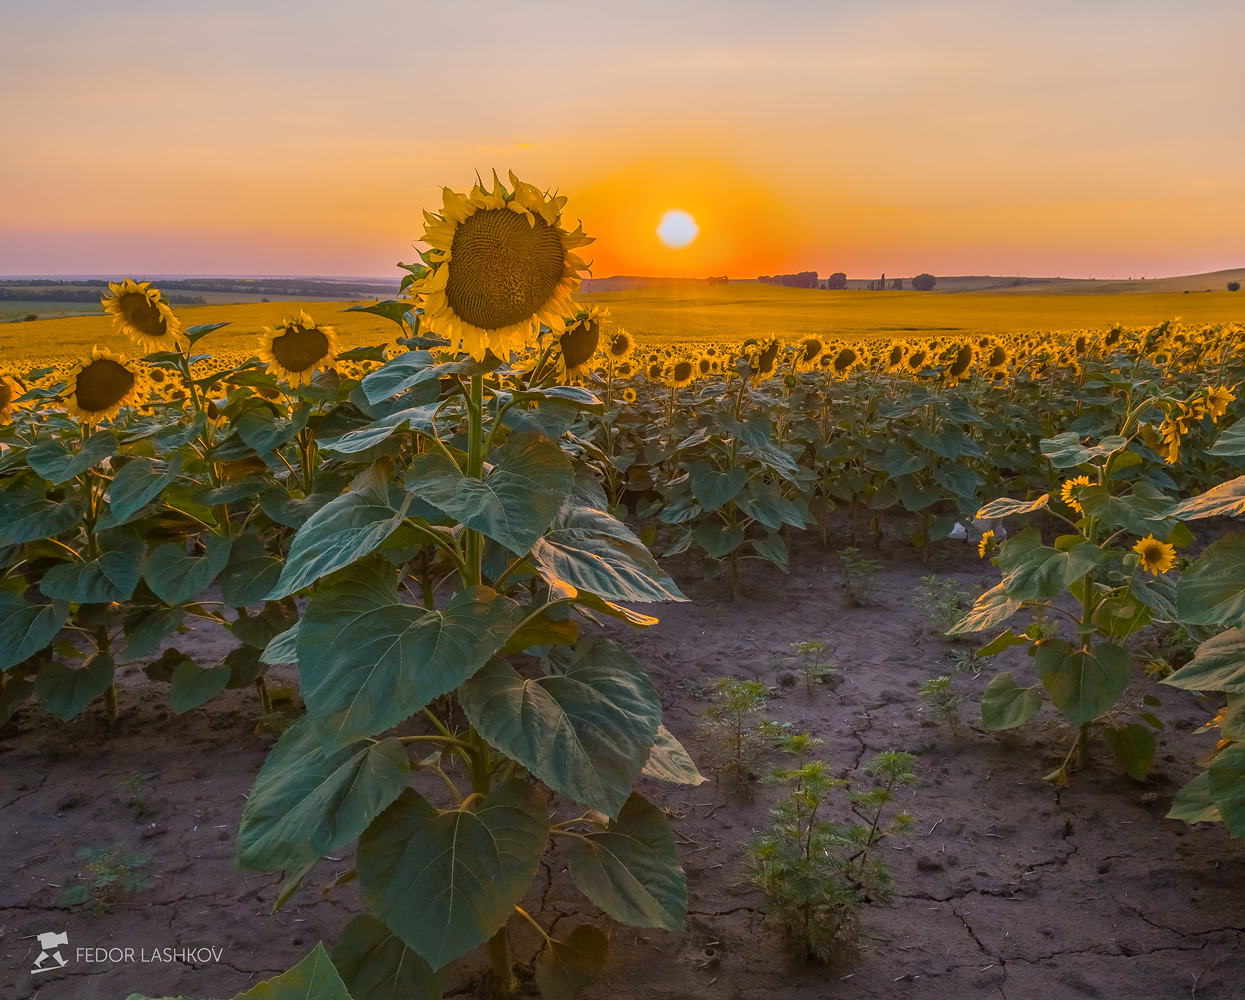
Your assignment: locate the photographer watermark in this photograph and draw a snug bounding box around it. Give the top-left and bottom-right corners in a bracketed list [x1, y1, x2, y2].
[30, 930, 225, 975]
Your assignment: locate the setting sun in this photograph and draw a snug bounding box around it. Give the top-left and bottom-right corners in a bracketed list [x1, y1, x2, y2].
[656, 209, 699, 249]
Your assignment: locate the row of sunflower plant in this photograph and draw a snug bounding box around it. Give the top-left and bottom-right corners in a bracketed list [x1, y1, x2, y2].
[6, 173, 707, 1000]
[554, 315, 1245, 837]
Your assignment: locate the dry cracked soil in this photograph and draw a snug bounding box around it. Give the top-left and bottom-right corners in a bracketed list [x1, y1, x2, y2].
[3, 518, 1243, 1000]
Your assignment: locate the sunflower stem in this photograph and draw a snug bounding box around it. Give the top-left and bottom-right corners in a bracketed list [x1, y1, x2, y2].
[487, 926, 518, 994]
[465, 373, 485, 586]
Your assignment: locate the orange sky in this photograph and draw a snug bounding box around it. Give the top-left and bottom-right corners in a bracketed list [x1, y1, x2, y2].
[2, 1, 1243, 280]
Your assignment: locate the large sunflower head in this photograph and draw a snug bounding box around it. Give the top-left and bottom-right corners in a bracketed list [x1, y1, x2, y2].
[258, 311, 339, 387]
[885, 341, 907, 370]
[829, 346, 860, 379]
[101, 278, 187, 354]
[749, 337, 781, 381]
[0, 369, 26, 425]
[552, 305, 607, 378]
[411, 171, 593, 361]
[696, 354, 714, 378]
[64, 347, 147, 424]
[946, 343, 974, 381]
[984, 341, 1010, 371]
[605, 328, 635, 362]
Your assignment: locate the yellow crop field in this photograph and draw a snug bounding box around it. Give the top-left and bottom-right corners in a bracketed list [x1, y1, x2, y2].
[582, 284, 1245, 345]
[4, 284, 1245, 362]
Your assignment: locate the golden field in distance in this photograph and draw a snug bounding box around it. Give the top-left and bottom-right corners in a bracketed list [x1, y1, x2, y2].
[3, 284, 1245, 361]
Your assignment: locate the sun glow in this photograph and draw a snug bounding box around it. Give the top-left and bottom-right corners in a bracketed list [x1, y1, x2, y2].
[657, 210, 699, 249]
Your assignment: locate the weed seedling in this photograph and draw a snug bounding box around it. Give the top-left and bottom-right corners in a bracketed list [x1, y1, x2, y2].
[744, 747, 917, 961]
[115, 772, 157, 821]
[699, 678, 783, 785]
[59, 842, 154, 915]
[918, 676, 963, 730]
[791, 640, 836, 696]
[912, 575, 972, 637]
[839, 548, 881, 606]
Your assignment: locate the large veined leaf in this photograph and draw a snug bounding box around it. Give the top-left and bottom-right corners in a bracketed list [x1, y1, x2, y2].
[27, 429, 116, 485]
[1103, 723, 1155, 781]
[879, 442, 928, 477]
[529, 501, 686, 604]
[687, 460, 747, 512]
[1167, 476, 1245, 520]
[534, 924, 609, 1000]
[1167, 771, 1220, 825]
[976, 494, 1049, 519]
[143, 533, 232, 605]
[980, 673, 1042, 730]
[123, 606, 185, 660]
[0, 493, 85, 545]
[896, 475, 942, 511]
[235, 942, 354, 1000]
[40, 547, 143, 604]
[34, 652, 114, 721]
[693, 522, 745, 558]
[237, 717, 409, 872]
[1208, 424, 1245, 457]
[262, 624, 300, 665]
[998, 527, 1104, 601]
[318, 405, 439, 457]
[931, 461, 983, 499]
[406, 431, 573, 556]
[107, 453, 184, 524]
[236, 403, 311, 455]
[330, 915, 450, 1000]
[1040, 432, 1127, 468]
[1164, 628, 1245, 693]
[946, 583, 1021, 635]
[1206, 744, 1245, 838]
[1035, 640, 1132, 726]
[566, 792, 687, 930]
[357, 780, 548, 969]
[734, 480, 807, 531]
[169, 660, 232, 714]
[297, 563, 511, 752]
[0, 593, 69, 670]
[641, 725, 707, 786]
[267, 466, 410, 600]
[1176, 532, 1245, 627]
[461, 641, 663, 817]
[362, 350, 494, 404]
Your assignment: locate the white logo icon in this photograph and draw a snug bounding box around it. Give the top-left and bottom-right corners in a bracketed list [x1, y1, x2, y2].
[32, 931, 69, 974]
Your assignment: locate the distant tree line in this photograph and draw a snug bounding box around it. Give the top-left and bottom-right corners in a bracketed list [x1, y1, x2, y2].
[0, 277, 398, 297]
[755, 271, 937, 290]
[758, 271, 820, 288]
[0, 287, 204, 304]
[707, 275, 730, 285]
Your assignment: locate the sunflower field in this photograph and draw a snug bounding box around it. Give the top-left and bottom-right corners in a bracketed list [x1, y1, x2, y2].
[4, 175, 1245, 999]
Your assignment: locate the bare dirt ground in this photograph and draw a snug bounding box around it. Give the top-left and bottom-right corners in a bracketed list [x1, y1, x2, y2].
[3, 520, 1243, 1000]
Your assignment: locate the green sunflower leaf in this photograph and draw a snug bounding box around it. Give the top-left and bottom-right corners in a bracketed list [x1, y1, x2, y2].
[330, 914, 450, 1000]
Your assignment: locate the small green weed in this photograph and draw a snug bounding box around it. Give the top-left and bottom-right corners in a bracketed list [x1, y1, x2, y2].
[744, 747, 918, 961]
[912, 575, 972, 637]
[115, 772, 157, 821]
[59, 842, 154, 915]
[790, 640, 836, 696]
[918, 676, 962, 730]
[839, 547, 882, 606]
[698, 678, 785, 785]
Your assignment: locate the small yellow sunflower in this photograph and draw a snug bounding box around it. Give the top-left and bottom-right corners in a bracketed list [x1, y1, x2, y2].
[614, 360, 634, 379]
[795, 337, 826, 370]
[1060, 475, 1092, 514]
[101, 278, 187, 353]
[978, 529, 996, 558]
[665, 357, 696, 389]
[1133, 534, 1176, 575]
[696, 355, 714, 377]
[605, 328, 634, 362]
[0, 369, 26, 424]
[410, 171, 592, 361]
[1194, 385, 1236, 423]
[621, 387, 637, 404]
[984, 342, 1010, 371]
[64, 347, 147, 424]
[258, 311, 339, 387]
[552, 306, 606, 378]
[829, 346, 860, 378]
[645, 359, 666, 382]
[750, 337, 781, 381]
[945, 343, 974, 381]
